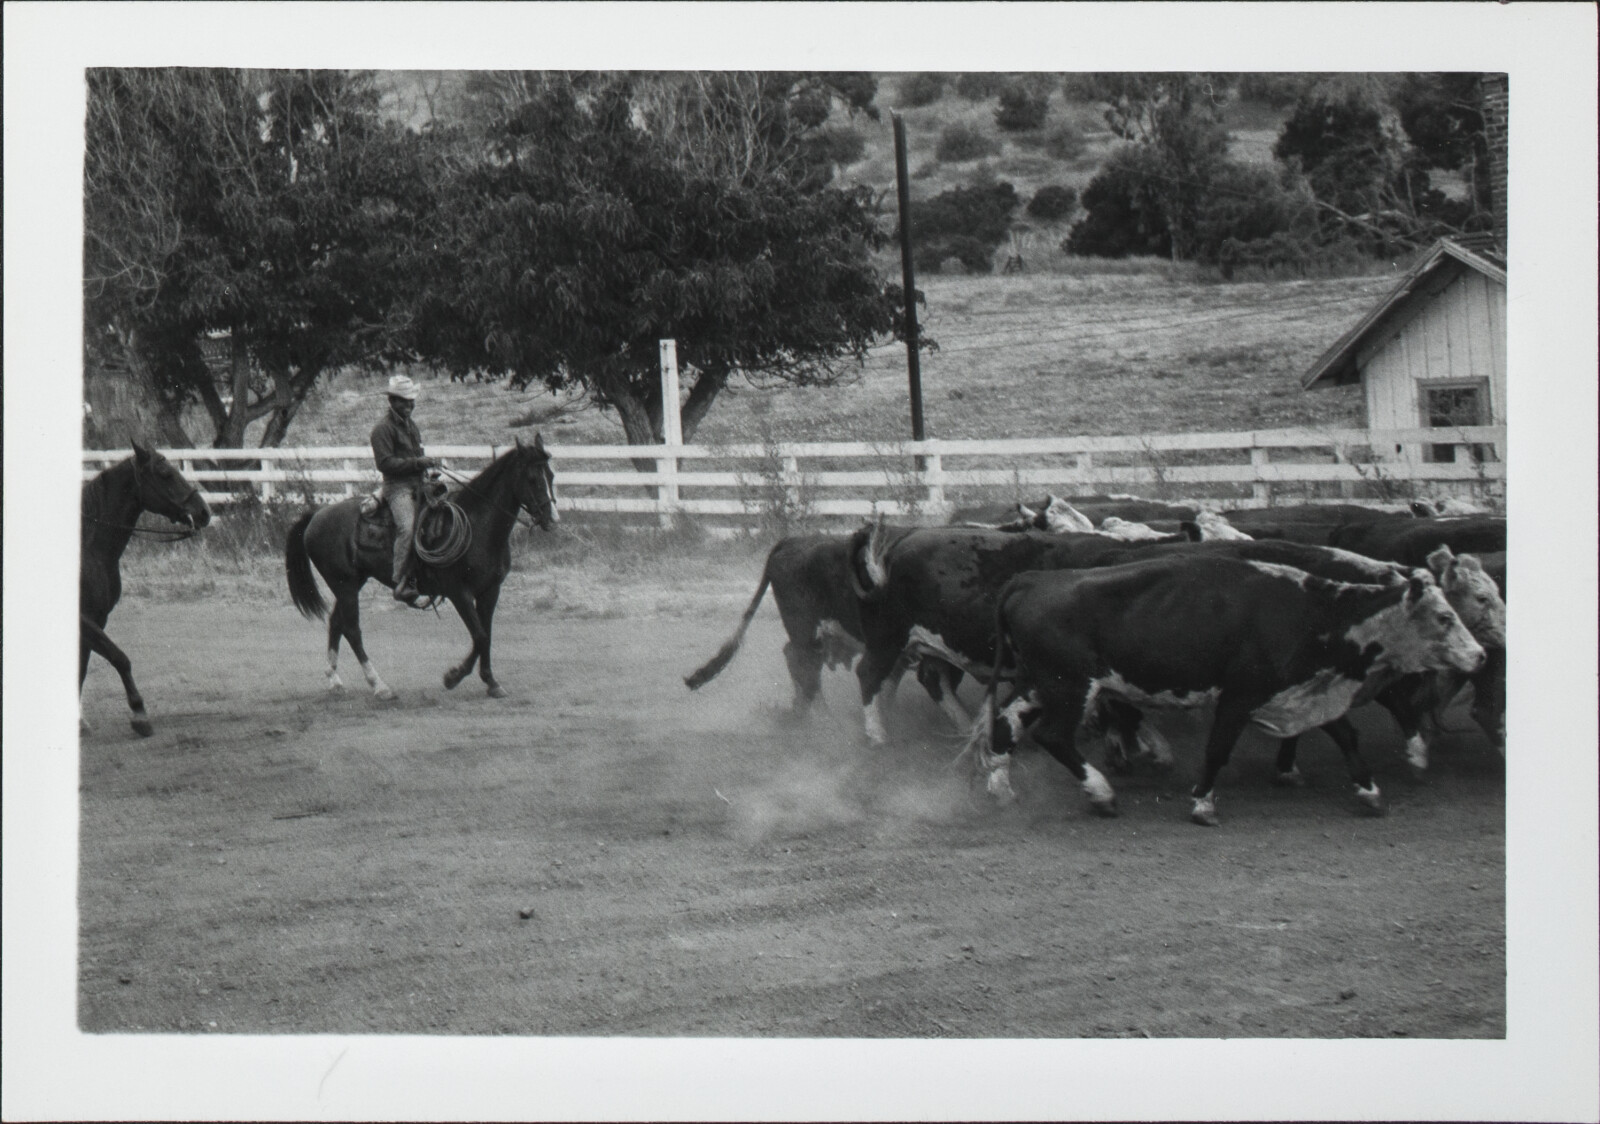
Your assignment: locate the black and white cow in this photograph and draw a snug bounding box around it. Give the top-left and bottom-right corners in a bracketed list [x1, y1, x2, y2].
[1329, 515, 1506, 567]
[1221, 503, 1412, 546]
[845, 522, 1199, 745]
[964, 554, 1485, 826]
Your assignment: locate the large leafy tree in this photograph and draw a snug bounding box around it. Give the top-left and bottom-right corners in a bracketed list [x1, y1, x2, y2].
[84, 68, 435, 447]
[407, 72, 905, 447]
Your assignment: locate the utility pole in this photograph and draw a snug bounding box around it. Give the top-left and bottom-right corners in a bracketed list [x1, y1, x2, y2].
[891, 112, 926, 447]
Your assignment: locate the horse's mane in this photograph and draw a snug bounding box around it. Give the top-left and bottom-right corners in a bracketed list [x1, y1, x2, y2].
[82, 458, 130, 524]
[457, 444, 523, 496]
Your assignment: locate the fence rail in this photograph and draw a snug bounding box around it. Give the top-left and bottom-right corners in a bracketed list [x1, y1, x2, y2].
[84, 425, 1506, 522]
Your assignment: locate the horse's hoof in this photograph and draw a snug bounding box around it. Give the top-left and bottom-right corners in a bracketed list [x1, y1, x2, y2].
[131, 718, 154, 738]
[486, 684, 507, 699]
[443, 671, 463, 691]
[1274, 769, 1307, 788]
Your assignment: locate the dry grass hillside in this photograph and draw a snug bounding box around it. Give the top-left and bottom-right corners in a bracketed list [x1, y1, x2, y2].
[281, 267, 1381, 451]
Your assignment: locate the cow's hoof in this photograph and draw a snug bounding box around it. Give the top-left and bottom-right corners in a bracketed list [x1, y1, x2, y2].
[1147, 757, 1176, 775]
[1191, 809, 1220, 827]
[1405, 762, 1429, 783]
[375, 686, 397, 702]
[443, 670, 464, 691]
[131, 718, 154, 738]
[1090, 800, 1119, 818]
[1274, 769, 1306, 788]
[1353, 797, 1387, 817]
[486, 684, 507, 699]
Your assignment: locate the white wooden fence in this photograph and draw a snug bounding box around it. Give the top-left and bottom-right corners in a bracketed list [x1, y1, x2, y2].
[83, 425, 1506, 523]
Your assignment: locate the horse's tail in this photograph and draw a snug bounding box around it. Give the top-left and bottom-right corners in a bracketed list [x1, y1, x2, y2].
[684, 552, 776, 690]
[285, 510, 328, 621]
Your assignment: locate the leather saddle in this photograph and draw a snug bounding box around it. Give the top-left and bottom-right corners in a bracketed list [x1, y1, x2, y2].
[355, 478, 450, 555]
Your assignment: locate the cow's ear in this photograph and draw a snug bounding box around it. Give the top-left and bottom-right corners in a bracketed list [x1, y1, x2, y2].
[1406, 573, 1433, 604]
[131, 439, 150, 462]
[1426, 544, 1455, 578]
[1457, 552, 1485, 574]
[1410, 500, 1436, 518]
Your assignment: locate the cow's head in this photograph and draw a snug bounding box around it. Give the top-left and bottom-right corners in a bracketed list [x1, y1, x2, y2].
[1194, 509, 1252, 541]
[1021, 495, 1094, 534]
[1359, 572, 1486, 675]
[1427, 545, 1506, 648]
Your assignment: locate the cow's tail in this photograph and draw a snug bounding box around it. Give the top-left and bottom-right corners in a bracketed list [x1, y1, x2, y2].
[285, 510, 328, 621]
[684, 554, 774, 690]
[847, 515, 893, 601]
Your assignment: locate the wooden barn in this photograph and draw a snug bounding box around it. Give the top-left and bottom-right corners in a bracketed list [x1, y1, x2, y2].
[1302, 237, 1506, 467]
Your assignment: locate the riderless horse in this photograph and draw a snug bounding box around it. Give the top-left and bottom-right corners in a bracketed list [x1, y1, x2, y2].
[284, 434, 558, 699]
[81, 443, 212, 736]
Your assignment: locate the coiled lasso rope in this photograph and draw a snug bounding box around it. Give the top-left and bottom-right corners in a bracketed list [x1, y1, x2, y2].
[414, 497, 472, 566]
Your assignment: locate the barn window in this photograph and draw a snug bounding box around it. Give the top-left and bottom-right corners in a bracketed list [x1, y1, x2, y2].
[1420, 379, 1494, 463]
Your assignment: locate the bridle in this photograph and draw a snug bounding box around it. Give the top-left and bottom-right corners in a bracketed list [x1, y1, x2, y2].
[86, 456, 202, 540]
[436, 452, 556, 529]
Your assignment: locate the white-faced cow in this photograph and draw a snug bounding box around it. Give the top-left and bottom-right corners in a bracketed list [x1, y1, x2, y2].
[963, 555, 1485, 826]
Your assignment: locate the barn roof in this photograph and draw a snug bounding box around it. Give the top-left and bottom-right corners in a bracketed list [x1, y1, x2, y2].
[1301, 239, 1507, 390]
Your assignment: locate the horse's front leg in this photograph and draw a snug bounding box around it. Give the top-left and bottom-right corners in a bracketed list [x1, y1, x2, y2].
[474, 584, 506, 698]
[81, 616, 152, 737]
[443, 589, 488, 692]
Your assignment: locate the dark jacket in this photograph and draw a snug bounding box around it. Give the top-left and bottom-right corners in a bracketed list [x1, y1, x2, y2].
[371, 410, 429, 481]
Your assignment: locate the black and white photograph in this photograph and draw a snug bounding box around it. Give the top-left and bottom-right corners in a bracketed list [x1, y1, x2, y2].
[5, 3, 1597, 1121]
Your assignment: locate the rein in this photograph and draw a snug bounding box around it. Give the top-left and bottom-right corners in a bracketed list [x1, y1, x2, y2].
[85, 464, 199, 540]
[436, 463, 548, 529]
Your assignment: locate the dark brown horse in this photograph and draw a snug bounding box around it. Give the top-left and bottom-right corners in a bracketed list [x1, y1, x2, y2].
[284, 434, 557, 699]
[81, 443, 213, 736]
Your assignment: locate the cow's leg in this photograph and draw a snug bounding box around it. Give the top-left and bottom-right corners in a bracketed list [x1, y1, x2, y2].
[1378, 676, 1442, 778]
[474, 585, 506, 698]
[1274, 736, 1307, 787]
[1095, 697, 1174, 774]
[81, 617, 152, 737]
[1320, 716, 1383, 815]
[324, 599, 347, 692]
[855, 642, 904, 746]
[1189, 694, 1257, 827]
[782, 638, 825, 715]
[1029, 690, 1118, 817]
[443, 590, 488, 691]
[918, 659, 972, 730]
[337, 586, 394, 700]
[971, 692, 1043, 803]
[1469, 649, 1507, 755]
[879, 649, 914, 708]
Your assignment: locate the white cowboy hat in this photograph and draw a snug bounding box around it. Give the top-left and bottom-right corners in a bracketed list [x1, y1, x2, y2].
[386, 374, 420, 400]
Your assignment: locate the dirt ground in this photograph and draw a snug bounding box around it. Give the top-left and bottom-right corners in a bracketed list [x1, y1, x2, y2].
[78, 569, 1505, 1039]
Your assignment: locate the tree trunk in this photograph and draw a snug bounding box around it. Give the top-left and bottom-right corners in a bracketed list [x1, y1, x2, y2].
[256, 363, 322, 448]
[217, 331, 253, 448]
[610, 392, 661, 473]
[679, 366, 729, 444]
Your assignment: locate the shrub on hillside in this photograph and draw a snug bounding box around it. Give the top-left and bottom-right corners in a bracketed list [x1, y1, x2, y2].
[1191, 162, 1304, 264]
[911, 181, 1021, 273]
[899, 72, 947, 108]
[1027, 184, 1079, 222]
[1042, 122, 1087, 161]
[995, 85, 1049, 131]
[915, 235, 995, 275]
[1064, 146, 1172, 258]
[955, 73, 1007, 101]
[935, 123, 1001, 163]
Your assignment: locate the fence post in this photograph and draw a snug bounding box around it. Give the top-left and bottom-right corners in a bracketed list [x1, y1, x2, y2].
[342, 459, 355, 499]
[659, 340, 682, 529]
[923, 451, 944, 514]
[1076, 451, 1093, 490]
[1250, 445, 1272, 507]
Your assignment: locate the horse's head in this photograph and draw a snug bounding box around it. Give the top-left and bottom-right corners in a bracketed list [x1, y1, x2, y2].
[512, 434, 558, 530]
[132, 442, 211, 529]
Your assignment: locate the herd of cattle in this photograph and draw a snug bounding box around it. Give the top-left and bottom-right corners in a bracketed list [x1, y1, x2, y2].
[686, 495, 1508, 827]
